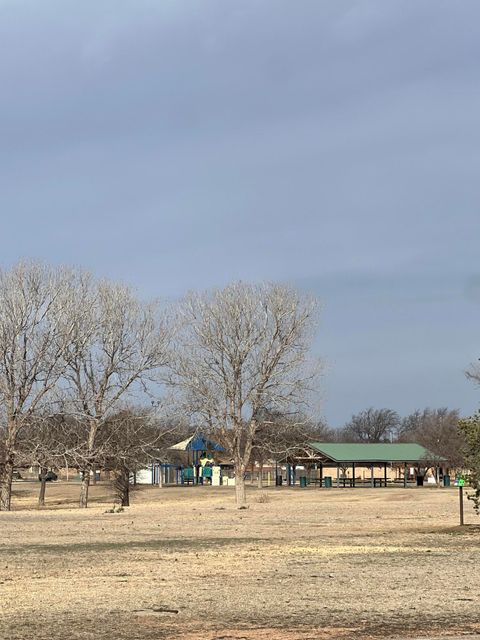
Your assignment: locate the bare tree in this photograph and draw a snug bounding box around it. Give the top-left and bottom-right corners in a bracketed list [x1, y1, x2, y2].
[17, 413, 74, 508]
[98, 408, 173, 507]
[168, 282, 320, 506]
[63, 279, 170, 508]
[308, 419, 335, 443]
[251, 411, 304, 488]
[0, 263, 77, 511]
[340, 408, 400, 443]
[251, 411, 332, 487]
[399, 408, 464, 467]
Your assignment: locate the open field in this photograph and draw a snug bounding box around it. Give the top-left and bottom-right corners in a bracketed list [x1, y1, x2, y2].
[0, 483, 479, 640]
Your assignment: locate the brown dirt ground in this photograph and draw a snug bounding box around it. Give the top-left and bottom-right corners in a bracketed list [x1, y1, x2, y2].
[0, 482, 479, 640]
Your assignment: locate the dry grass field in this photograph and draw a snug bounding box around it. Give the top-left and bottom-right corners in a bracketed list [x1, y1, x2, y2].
[0, 482, 479, 640]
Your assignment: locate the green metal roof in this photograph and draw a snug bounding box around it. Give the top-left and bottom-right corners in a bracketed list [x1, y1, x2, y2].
[309, 442, 444, 463]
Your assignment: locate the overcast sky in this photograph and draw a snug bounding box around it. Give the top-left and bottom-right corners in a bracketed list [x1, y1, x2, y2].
[0, 0, 479, 425]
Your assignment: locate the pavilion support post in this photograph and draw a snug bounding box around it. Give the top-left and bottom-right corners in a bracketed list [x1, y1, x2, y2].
[319, 462, 323, 487]
[352, 462, 356, 488]
[336, 464, 340, 488]
[384, 463, 387, 487]
[404, 462, 407, 488]
[371, 464, 374, 488]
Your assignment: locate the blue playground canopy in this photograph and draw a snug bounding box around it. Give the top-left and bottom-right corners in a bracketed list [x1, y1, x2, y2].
[169, 434, 225, 453]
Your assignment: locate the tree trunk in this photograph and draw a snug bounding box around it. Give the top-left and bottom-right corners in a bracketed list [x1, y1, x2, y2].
[79, 419, 98, 509]
[113, 467, 130, 506]
[0, 458, 14, 512]
[92, 465, 97, 485]
[234, 460, 246, 506]
[79, 469, 90, 508]
[121, 469, 130, 507]
[257, 462, 263, 489]
[38, 467, 48, 508]
[0, 426, 16, 512]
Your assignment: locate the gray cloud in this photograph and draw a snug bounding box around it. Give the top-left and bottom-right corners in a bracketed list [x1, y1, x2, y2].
[0, 0, 479, 424]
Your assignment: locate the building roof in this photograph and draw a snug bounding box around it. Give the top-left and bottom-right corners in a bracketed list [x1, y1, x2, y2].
[309, 442, 444, 463]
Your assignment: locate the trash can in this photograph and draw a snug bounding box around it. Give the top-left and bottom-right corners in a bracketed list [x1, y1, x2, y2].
[443, 475, 451, 487]
[299, 476, 307, 488]
[324, 476, 332, 488]
[416, 475, 424, 487]
[275, 475, 283, 486]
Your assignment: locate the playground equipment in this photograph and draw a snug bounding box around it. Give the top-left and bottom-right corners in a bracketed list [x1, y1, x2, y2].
[165, 434, 227, 486]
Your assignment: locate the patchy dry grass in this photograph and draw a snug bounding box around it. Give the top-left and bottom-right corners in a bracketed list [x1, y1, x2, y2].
[0, 482, 479, 639]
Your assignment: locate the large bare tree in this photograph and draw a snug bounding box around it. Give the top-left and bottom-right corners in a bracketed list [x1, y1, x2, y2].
[399, 408, 464, 467]
[0, 263, 76, 511]
[339, 408, 400, 443]
[64, 279, 170, 508]
[168, 282, 320, 506]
